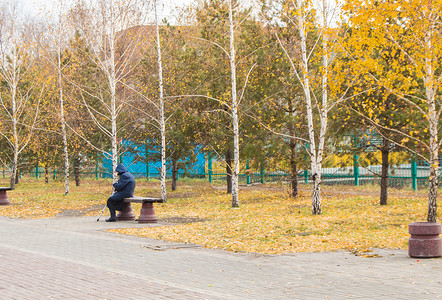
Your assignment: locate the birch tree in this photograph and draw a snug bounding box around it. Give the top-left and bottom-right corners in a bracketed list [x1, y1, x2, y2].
[190, 0, 237, 195]
[228, 0, 240, 207]
[43, 0, 73, 194]
[154, 0, 167, 202]
[0, 3, 41, 189]
[69, 0, 146, 182]
[342, 0, 442, 222]
[130, 20, 203, 192]
[290, 0, 324, 214]
[63, 31, 100, 186]
[190, 0, 258, 207]
[261, 0, 351, 214]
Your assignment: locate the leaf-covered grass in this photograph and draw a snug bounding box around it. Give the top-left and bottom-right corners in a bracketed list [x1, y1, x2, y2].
[0, 177, 432, 254]
[0, 178, 113, 218]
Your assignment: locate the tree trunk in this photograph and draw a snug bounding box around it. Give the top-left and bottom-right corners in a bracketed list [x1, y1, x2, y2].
[171, 159, 178, 191]
[312, 3, 330, 215]
[290, 139, 298, 198]
[226, 149, 232, 194]
[297, 0, 322, 215]
[312, 172, 322, 215]
[380, 137, 390, 205]
[45, 165, 49, 184]
[155, 1, 167, 203]
[10, 146, 18, 189]
[74, 156, 81, 187]
[425, 29, 438, 223]
[427, 100, 438, 222]
[229, 0, 239, 208]
[110, 53, 118, 184]
[288, 91, 298, 198]
[10, 85, 18, 190]
[0, 14, 36, 190]
[58, 44, 69, 195]
[428, 165, 438, 223]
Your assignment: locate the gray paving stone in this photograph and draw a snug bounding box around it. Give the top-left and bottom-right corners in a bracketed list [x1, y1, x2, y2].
[0, 216, 440, 299]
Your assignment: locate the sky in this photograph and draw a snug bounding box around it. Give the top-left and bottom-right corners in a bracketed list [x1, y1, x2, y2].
[17, 0, 192, 22]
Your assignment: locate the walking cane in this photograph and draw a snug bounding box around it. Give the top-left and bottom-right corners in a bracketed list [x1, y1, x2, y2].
[96, 204, 107, 222]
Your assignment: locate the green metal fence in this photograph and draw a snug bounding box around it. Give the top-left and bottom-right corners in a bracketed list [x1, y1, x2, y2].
[204, 152, 432, 190]
[0, 152, 435, 190]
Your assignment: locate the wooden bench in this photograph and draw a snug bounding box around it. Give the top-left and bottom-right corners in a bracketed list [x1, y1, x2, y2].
[116, 196, 164, 223]
[0, 187, 12, 205]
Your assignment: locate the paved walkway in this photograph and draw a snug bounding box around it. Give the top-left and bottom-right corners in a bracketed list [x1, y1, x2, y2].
[0, 216, 440, 299]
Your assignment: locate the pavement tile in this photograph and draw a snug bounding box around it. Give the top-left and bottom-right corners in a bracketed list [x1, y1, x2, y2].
[0, 216, 440, 299]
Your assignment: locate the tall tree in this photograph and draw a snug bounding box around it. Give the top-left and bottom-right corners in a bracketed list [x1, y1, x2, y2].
[343, 0, 442, 222]
[69, 0, 146, 182]
[228, 0, 240, 207]
[188, 0, 233, 194]
[63, 30, 103, 186]
[43, 0, 73, 194]
[132, 22, 202, 191]
[154, 0, 168, 202]
[263, 0, 351, 214]
[190, 0, 260, 207]
[254, 3, 310, 197]
[0, 3, 42, 189]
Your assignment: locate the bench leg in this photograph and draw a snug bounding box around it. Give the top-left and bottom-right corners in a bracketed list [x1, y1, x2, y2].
[137, 202, 158, 223]
[0, 190, 10, 205]
[116, 202, 136, 221]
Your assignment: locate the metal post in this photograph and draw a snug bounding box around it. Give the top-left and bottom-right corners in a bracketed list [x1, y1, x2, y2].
[208, 154, 213, 183]
[36, 166, 39, 180]
[354, 154, 359, 186]
[145, 146, 149, 181]
[246, 160, 251, 185]
[95, 157, 99, 180]
[53, 169, 56, 180]
[260, 163, 264, 183]
[304, 142, 309, 183]
[411, 160, 417, 191]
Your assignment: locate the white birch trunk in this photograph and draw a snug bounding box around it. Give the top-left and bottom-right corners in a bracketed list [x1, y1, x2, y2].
[5, 46, 20, 189]
[425, 29, 438, 223]
[0, 7, 37, 189]
[55, 3, 70, 194]
[229, 0, 240, 208]
[313, 1, 331, 215]
[11, 76, 18, 189]
[92, 3, 120, 182]
[155, 0, 167, 202]
[108, 6, 119, 182]
[58, 48, 70, 195]
[110, 67, 118, 183]
[297, 0, 320, 214]
[74, 0, 145, 183]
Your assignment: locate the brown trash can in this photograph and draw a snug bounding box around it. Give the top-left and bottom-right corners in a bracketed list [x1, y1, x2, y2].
[408, 222, 441, 258]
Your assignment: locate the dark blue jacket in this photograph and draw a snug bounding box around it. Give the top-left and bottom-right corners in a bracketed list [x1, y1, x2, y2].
[108, 164, 135, 210]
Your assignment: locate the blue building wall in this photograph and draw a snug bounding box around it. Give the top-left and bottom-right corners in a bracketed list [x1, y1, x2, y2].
[102, 142, 206, 178]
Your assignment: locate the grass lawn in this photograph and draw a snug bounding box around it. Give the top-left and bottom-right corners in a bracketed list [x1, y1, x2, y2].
[0, 177, 432, 254]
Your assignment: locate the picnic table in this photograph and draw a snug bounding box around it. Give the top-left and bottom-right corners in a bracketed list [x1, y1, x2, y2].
[0, 187, 12, 205]
[116, 196, 164, 223]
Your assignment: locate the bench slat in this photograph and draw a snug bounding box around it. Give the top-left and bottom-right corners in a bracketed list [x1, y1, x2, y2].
[124, 196, 163, 203]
